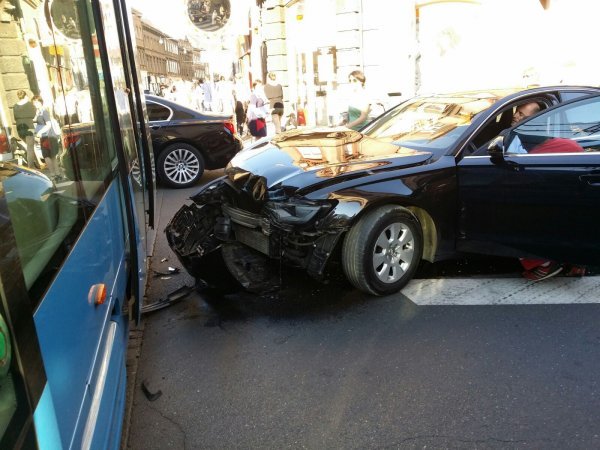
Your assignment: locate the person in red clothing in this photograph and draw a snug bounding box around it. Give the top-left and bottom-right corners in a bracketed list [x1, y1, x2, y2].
[529, 137, 584, 154]
[521, 137, 586, 280]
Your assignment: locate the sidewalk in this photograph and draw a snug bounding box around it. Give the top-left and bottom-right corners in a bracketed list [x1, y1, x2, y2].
[120, 178, 218, 450]
[120, 187, 166, 450]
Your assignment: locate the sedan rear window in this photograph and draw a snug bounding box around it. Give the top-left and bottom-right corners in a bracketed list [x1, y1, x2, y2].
[147, 102, 171, 121]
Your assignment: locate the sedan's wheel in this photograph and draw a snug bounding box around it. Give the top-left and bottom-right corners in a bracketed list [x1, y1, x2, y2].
[342, 205, 423, 296]
[157, 143, 205, 188]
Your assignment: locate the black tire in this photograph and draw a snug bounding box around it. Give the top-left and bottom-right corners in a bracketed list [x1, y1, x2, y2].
[157, 143, 205, 188]
[342, 205, 423, 296]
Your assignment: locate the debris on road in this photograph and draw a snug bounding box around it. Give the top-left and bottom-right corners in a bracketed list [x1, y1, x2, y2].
[152, 267, 181, 278]
[141, 379, 162, 402]
[141, 285, 195, 314]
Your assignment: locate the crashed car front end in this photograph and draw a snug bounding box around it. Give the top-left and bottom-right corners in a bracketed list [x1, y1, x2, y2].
[165, 172, 350, 291]
[166, 125, 437, 293]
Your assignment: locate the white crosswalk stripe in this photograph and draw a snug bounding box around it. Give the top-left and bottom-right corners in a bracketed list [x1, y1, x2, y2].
[403, 276, 600, 305]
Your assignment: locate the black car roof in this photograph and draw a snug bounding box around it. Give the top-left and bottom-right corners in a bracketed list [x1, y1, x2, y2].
[145, 94, 232, 121]
[420, 85, 600, 100]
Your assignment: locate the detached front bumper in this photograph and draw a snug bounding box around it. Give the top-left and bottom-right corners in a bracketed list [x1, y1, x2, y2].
[165, 201, 223, 277]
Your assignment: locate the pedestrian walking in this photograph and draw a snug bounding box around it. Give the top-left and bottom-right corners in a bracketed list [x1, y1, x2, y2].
[264, 72, 284, 134]
[13, 89, 37, 168]
[192, 80, 204, 112]
[216, 76, 235, 115]
[201, 78, 213, 111]
[246, 80, 269, 141]
[234, 74, 251, 135]
[32, 95, 62, 179]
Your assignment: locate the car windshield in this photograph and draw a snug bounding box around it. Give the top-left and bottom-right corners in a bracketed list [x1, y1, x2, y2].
[363, 94, 502, 153]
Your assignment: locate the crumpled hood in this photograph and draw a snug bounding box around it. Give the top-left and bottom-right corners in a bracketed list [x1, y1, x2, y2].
[226, 128, 433, 193]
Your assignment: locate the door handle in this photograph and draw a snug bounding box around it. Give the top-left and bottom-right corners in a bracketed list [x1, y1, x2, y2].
[579, 174, 600, 186]
[150, 125, 161, 130]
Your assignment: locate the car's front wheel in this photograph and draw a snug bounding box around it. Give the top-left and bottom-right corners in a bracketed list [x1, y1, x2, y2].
[342, 205, 423, 296]
[157, 143, 205, 188]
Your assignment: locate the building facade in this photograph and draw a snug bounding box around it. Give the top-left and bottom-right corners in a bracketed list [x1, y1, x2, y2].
[250, 0, 416, 127]
[240, 0, 595, 128]
[132, 9, 207, 95]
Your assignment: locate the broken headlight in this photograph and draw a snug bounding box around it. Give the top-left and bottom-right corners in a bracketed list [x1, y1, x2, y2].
[264, 199, 336, 226]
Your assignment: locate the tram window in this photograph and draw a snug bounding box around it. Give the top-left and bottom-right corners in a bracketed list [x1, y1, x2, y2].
[0, 0, 120, 303]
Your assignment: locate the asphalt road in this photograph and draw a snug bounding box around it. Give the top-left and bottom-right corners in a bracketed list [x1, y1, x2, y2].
[126, 172, 600, 449]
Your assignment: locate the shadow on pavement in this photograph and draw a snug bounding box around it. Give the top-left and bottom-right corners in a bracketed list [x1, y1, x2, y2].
[180, 240, 600, 327]
[192, 253, 533, 326]
[198, 266, 367, 326]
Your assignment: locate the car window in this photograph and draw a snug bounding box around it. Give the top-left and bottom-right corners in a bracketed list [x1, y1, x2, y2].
[507, 95, 600, 153]
[171, 109, 196, 120]
[468, 108, 513, 150]
[560, 91, 598, 102]
[146, 102, 171, 121]
[465, 97, 553, 155]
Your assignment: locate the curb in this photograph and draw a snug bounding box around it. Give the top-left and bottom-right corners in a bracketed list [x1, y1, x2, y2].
[120, 320, 146, 449]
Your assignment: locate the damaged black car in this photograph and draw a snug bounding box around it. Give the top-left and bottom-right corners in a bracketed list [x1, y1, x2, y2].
[166, 86, 600, 296]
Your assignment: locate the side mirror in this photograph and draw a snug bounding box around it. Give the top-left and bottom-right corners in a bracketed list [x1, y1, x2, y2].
[487, 135, 505, 159]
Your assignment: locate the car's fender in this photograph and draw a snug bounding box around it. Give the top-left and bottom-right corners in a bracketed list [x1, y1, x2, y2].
[316, 158, 458, 262]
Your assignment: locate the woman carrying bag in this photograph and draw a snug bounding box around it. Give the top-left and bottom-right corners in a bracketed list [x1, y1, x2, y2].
[246, 80, 269, 141]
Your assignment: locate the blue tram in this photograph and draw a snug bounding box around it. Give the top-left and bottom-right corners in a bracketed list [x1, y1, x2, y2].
[0, 0, 154, 447]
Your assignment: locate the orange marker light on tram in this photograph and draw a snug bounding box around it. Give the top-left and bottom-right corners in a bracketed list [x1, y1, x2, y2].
[88, 284, 107, 306]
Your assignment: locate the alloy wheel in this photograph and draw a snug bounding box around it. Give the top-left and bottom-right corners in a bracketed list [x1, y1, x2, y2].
[163, 147, 201, 185]
[371, 222, 415, 283]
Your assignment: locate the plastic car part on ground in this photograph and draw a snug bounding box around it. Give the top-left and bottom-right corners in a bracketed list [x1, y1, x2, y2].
[141, 285, 194, 314]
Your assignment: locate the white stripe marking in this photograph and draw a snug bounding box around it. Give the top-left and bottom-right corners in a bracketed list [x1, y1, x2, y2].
[403, 276, 600, 306]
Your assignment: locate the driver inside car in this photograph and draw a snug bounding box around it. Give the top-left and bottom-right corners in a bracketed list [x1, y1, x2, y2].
[473, 101, 542, 156]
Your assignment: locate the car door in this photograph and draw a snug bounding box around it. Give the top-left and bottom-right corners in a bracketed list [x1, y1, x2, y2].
[456, 94, 600, 265]
[146, 100, 173, 146]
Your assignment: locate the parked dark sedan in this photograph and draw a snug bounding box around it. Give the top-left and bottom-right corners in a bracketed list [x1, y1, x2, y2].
[166, 86, 600, 296]
[60, 95, 242, 189]
[146, 95, 242, 188]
